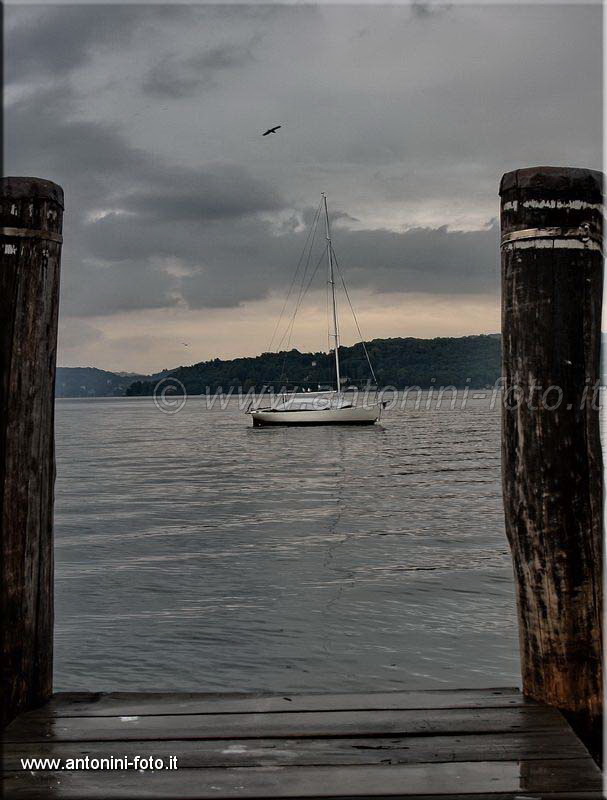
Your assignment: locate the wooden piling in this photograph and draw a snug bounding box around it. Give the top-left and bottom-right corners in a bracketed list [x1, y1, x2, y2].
[0, 177, 64, 727]
[500, 166, 603, 761]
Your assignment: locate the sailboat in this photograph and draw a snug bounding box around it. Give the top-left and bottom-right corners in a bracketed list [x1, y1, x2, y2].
[248, 194, 384, 427]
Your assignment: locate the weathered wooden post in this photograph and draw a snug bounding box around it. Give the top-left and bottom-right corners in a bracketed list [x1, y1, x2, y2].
[500, 166, 603, 760]
[0, 178, 64, 727]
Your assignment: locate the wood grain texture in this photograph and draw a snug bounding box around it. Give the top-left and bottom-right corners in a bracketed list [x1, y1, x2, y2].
[0, 177, 64, 728]
[2, 759, 602, 799]
[2, 689, 600, 798]
[2, 729, 588, 770]
[3, 705, 566, 743]
[20, 688, 527, 718]
[499, 166, 603, 761]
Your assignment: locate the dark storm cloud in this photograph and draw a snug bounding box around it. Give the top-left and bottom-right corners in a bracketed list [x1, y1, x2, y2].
[79, 205, 498, 312]
[178, 218, 499, 310]
[4, 4, 602, 322]
[330, 223, 499, 296]
[64, 257, 179, 317]
[126, 165, 283, 222]
[142, 41, 258, 98]
[6, 81, 148, 195]
[5, 6, 189, 84]
[7, 80, 283, 220]
[5, 76, 283, 315]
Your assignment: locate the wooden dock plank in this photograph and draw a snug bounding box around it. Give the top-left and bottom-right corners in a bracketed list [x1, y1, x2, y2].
[2, 760, 603, 799]
[2, 689, 601, 799]
[2, 730, 589, 770]
[19, 688, 528, 718]
[4, 706, 564, 743]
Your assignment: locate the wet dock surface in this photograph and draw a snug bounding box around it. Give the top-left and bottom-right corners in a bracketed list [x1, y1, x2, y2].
[3, 687, 602, 798]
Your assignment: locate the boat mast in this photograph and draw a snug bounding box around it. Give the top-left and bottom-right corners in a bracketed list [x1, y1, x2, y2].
[322, 193, 341, 393]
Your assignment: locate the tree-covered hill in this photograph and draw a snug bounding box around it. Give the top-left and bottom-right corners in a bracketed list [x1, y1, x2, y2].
[56, 367, 145, 398]
[56, 367, 172, 397]
[126, 334, 501, 396]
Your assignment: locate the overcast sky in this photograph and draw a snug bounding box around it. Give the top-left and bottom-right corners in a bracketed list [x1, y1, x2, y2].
[5, 3, 602, 373]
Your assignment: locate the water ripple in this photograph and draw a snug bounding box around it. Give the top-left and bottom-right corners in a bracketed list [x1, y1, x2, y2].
[54, 396, 519, 692]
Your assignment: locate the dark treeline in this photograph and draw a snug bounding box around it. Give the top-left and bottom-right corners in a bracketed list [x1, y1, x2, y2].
[55, 366, 172, 398]
[126, 334, 501, 395]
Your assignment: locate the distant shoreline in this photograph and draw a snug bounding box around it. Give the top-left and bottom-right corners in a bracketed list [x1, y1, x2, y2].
[57, 334, 502, 398]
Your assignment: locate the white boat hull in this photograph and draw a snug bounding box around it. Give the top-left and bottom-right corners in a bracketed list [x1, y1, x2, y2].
[250, 403, 382, 427]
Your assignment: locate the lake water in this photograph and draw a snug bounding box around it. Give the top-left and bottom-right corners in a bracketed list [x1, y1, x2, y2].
[54, 395, 520, 692]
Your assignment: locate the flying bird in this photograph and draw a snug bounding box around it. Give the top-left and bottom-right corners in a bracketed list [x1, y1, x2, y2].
[181, 342, 189, 347]
[262, 125, 282, 137]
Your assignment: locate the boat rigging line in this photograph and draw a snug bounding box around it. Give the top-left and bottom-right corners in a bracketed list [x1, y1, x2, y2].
[267, 198, 323, 354]
[267, 193, 378, 394]
[330, 244, 378, 387]
[277, 246, 327, 389]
